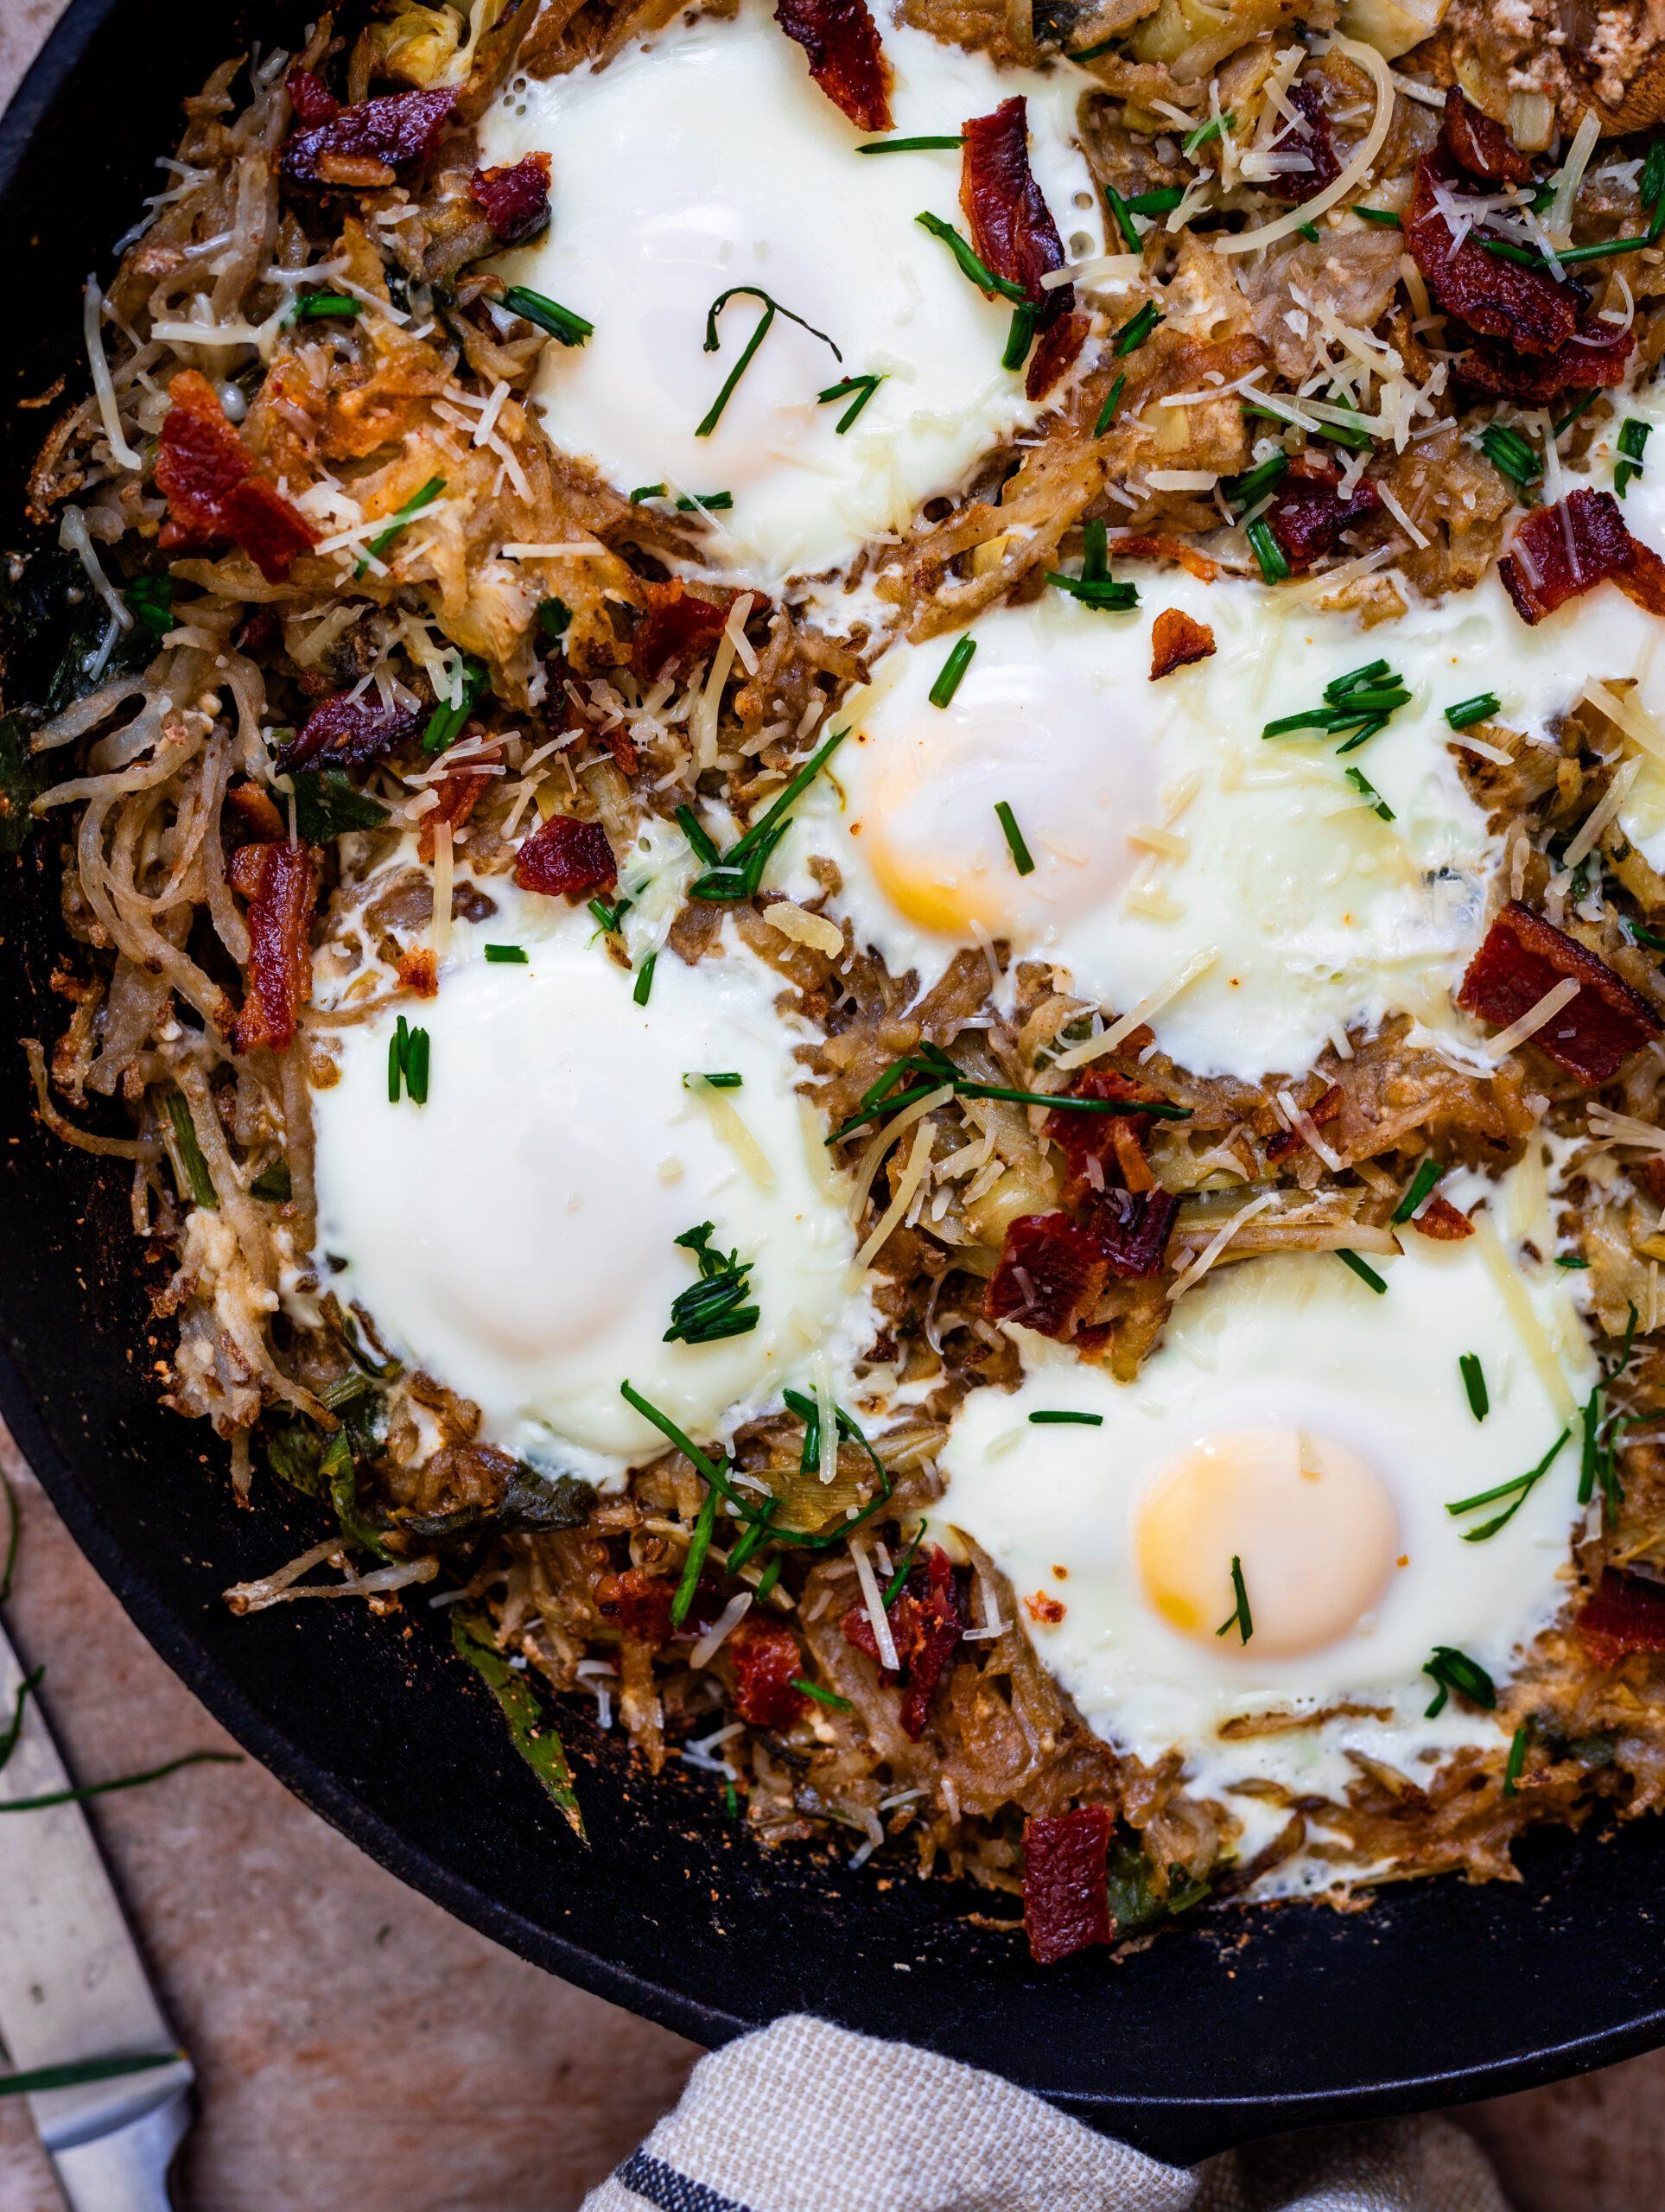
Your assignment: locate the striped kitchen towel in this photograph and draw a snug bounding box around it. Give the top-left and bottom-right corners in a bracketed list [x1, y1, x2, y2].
[582, 2013, 1504, 2212]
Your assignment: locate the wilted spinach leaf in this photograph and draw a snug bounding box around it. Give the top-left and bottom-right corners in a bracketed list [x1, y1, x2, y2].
[451, 1604, 584, 1839]
[290, 768, 391, 842]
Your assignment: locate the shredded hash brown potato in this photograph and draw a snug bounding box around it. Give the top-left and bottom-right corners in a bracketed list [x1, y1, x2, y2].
[15, 0, 1665, 1961]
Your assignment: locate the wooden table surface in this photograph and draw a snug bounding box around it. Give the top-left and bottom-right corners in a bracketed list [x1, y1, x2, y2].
[6, 8, 1665, 2204]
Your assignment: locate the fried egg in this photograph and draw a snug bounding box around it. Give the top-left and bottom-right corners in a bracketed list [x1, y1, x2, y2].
[311, 872, 860, 1484]
[783, 518, 1665, 1084]
[934, 1160, 1598, 1894]
[478, 0, 1102, 582]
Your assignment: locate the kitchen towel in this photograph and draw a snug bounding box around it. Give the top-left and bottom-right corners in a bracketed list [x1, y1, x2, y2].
[581, 2012, 1504, 2212]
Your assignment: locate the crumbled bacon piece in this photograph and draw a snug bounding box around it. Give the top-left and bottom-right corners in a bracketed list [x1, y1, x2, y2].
[1498, 489, 1665, 626]
[156, 372, 318, 585]
[1266, 454, 1382, 573]
[231, 842, 316, 1055]
[1413, 1193, 1474, 1241]
[1078, 1185, 1179, 1280]
[630, 579, 741, 682]
[1454, 326, 1633, 406]
[1266, 1082, 1342, 1162]
[1111, 534, 1219, 583]
[1271, 81, 1340, 204]
[1024, 1591, 1066, 1624]
[729, 1618, 808, 1728]
[471, 152, 551, 243]
[276, 691, 427, 772]
[279, 81, 454, 185]
[961, 98, 1077, 398]
[1022, 1806, 1113, 1966]
[1578, 1569, 1665, 1668]
[596, 1569, 673, 1643]
[284, 67, 340, 126]
[226, 782, 285, 843]
[773, 0, 892, 132]
[1441, 86, 1535, 185]
[1150, 607, 1216, 681]
[985, 1212, 1108, 1339]
[397, 948, 438, 999]
[514, 812, 618, 903]
[841, 1546, 963, 1738]
[1457, 899, 1662, 1084]
[419, 740, 499, 862]
[1045, 1070, 1164, 1199]
[1025, 310, 1090, 404]
[1407, 145, 1582, 357]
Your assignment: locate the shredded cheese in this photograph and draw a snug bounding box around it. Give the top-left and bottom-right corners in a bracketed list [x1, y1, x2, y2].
[1278, 1089, 1343, 1171]
[1057, 946, 1218, 1069]
[852, 1114, 937, 1277]
[1582, 679, 1665, 764]
[1484, 977, 1581, 1060]
[1586, 1104, 1665, 1151]
[847, 1083, 953, 1224]
[1545, 110, 1602, 244]
[690, 1591, 753, 1669]
[1215, 36, 1393, 257]
[83, 276, 143, 472]
[1564, 757, 1643, 868]
[1471, 1210, 1578, 1423]
[851, 1539, 899, 1669]
[688, 1074, 776, 1189]
[498, 541, 610, 558]
[1168, 1192, 1278, 1300]
[762, 900, 843, 957]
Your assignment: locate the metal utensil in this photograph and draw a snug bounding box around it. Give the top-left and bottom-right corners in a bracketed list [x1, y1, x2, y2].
[0, 1618, 194, 2210]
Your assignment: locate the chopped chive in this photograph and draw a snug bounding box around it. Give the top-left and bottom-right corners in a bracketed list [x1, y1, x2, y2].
[856, 135, 963, 152]
[1459, 1352, 1489, 1421]
[1215, 1553, 1252, 1643]
[1183, 111, 1232, 155]
[1552, 389, 1601, 441]
[287, 291, 359, 324]
[915, 211, 1028, 303]
[165, 1092, 218, 1210]
[1028, 1410, 1104, 1425]
[249, 1160, 291, 1203]
[1335, 1249, 1387, 1294]
[824, 1052, 1193, 1142]
[589, 893, 631, 936]
[1069, 33, 1122, 60]
[1351, 206, 1401, 226]
[664, 1222, 759, 1345]
[1480, 423, 1541, 491]
[356, 474, 445, 578]
[1103, 184, 1141, 252]
[724, 1780, 740, 1817]
[1488, 234, 1651, 270]
[1113, 302, 1162, 356]
[1446, 1427, 1569, 1540]
[727, 1497, 778, 1577]
[929, 634, 976, 709]
[676, 491, 734, 512]
[1477, 237, 1544, 267]
[1246, 516, 1289, 582]
[1627, 916, 1665, 953]
[633, 952, 657, 1006]
[0, 2050, 184, 2100]
[500, 285, 593, 346]
[671, 1484, 721, 1628]
[1392, 1155, 1442, 1224]
[882, 1520, 929, 1607]
[537, 596, 571, 645]
[0, 1751, 241, 1816]
[791, 1678, 854, 1712]
[1344, 765, 1395, 821]
[422, 657, 489, 754]
[1226, 448, 1289, 513]
[687, 1071, 743, 1088]
[1422, 1645, 1495, 1719]
[1001, 300, 1039, 372]
[1555, 1254, 1591, 1268]
[676, 804, 722, 866]
[1616, 416, 1652, 499]
[124, 573, 174, 639]
[818, 373, 885, 431]
[1298, 220, 1320, 242]
[405, 1026, 430, 1106]
[1093, 372, 1127, 437]
[1503, 1724, 1528, 1797]
[1325, 659, 1389, 699]
[756, 1554, 784, 1600]
[725, 724, 849, 866]
[696, 286, 842, 438]
[484, 944, 529, 963]
[1446, 692, 1502, 730]
[629, 484, 667, 504]
[995, 800, 1036, 875]
[1124, 185, 1186, 215]
[389, 1014, 409, 1103]
[689, 725, 850, 901]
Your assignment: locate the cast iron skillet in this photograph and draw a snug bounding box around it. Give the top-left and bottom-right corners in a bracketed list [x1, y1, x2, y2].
[5, 0, 1665, 2165]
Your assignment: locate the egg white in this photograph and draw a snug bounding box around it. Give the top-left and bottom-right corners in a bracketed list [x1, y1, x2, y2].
[934, 1159, 1598, 1894]
[311, 872, 863, 1483]
[478, 0, 1103, 582]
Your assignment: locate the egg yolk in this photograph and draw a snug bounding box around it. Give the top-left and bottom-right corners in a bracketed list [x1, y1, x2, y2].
[1134, 1427, 1399, 1658]
[856, 659, 1158, 943]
